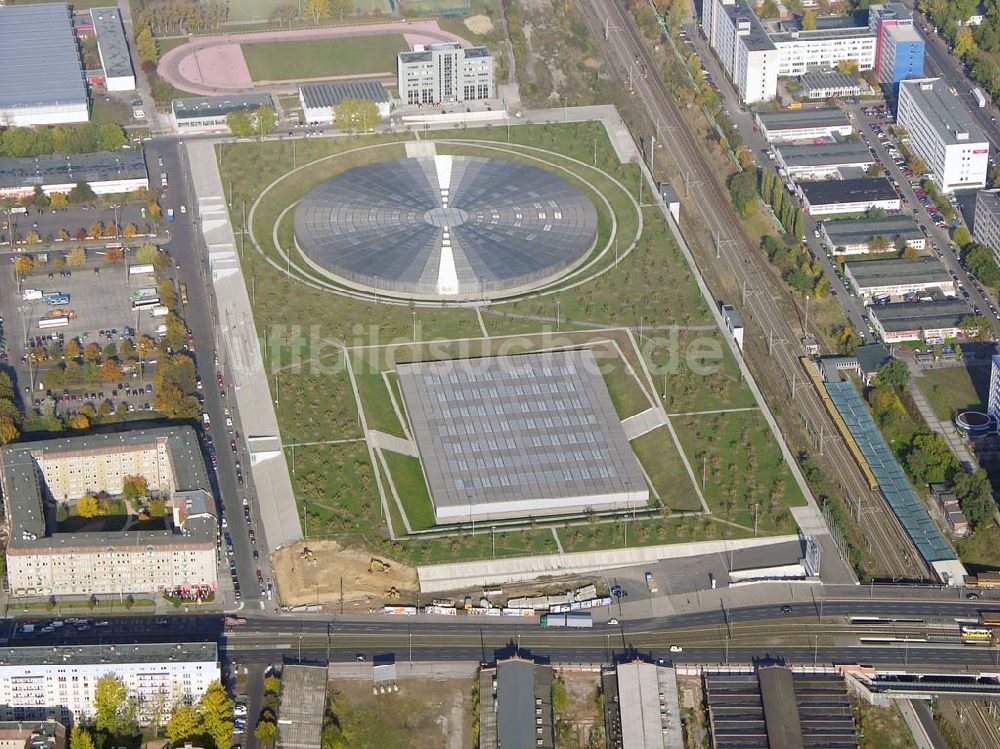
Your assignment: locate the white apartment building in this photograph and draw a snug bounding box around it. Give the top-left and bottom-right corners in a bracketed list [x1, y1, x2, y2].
[0, 643, 219, 726]
[771, 27, 876, 77]
[1, 428, 218, 597]
[975, 189, 1000, 268]
[397, 43, 494, 105]
[897, 78, 990, 193]
[703, 0, 779, 103]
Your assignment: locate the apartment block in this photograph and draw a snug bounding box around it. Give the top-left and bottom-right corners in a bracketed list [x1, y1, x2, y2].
[397, 42, 494, 105]
[0, 643, 219, 726]
[897, 78, 989, 193]
[974, 189, 1000, 269]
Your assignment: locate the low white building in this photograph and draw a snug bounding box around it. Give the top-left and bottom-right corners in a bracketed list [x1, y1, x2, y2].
[799, 71, 863, 100]
[869, 299, 970, 343]
[821, 214, 925, 255]
[300, 80, 391, 125]
[90, 7, 135, 92]
[897, 78, 989, 193]
[171, 93, 275, 134]
[756, 108, 854, 143]
[0, 643, 219, 725]
[775, 140, 875, 179]
[798, 177, 900, 216]
[844, 256, 954, 301]
[0, 150, 148, 199]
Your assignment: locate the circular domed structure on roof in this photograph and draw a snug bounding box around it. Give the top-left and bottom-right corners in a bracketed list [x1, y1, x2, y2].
[292, 155, 598, 300]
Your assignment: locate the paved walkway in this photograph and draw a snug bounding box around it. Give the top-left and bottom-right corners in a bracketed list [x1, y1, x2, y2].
[908, 377, 977, 469]
[622, 407, 667, 439]
[369, 430, 418, 458]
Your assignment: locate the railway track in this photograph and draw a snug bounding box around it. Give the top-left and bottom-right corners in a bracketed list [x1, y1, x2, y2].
[578, 0, 927, 579]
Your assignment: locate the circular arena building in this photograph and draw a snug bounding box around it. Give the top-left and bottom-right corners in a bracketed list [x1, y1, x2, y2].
[293, 155, 599, 300]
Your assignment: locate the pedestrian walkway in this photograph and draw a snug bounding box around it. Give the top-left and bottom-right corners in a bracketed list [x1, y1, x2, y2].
[369, 431, 418, 458]
[908, 378, 977, 469]
[622, 407, 667, 439]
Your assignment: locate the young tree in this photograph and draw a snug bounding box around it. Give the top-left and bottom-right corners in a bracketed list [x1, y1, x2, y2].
[333, 99, 380, 132]
[69, 726, 96, 749]
[32, 185, 51, 208]
[98, 124, 127, 151]
[304, 0, 331, 21]
[255, 106, 277, 136]
[728, 170, 758, 217]
[122, 223, 137, 240]
[77, 494, 100, 518]
[136, 243, 160, 265]
[99, 359, 123, 382]
[68, 247, 86, 266]
[165, 704, 201, 744]
[254, 720, 278, 748]
[94, 674, 138, 737]
[83, 343, 102, 362]
[952, 225, 972, 247]
[68, 181, 97, 204]
[136, 26, 159, 65]
[877, 359, 910, 390]
[226, 111, 255, 138]
[14, 256, 34, 277]
[122, 475, 149, 503]
[264, 675, 282, 694]
[68, 413, 90, 430]
[197, 681, 235, 749]
[105, 246, 124, 264]
[0, 415, 18, 446]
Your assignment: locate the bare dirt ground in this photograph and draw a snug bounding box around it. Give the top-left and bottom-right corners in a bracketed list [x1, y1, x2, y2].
[464, 14, 495, 35]
[271, 539, 417, 608]
[554, 670, 604, 748]
[328, 677, 474, 748]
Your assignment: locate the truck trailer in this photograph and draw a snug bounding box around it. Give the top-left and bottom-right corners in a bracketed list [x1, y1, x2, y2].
[540, 612, 592, 628]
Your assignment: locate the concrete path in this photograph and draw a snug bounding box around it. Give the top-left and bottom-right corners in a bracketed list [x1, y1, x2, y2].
[900, 699, 948, 749]
[622, 407, 667, 439]
[908, 377, 977, 469]
[369, 430, 418, 458]
[186, 140, 303, 550]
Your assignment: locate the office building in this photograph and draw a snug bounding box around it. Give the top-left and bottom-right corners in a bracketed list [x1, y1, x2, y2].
[0, 643, 219, 726]
[821, 214, 925, 254]
[844, 256, 954, 301]
[0, 4, 89, 126]
[755, 107, 853, 143]
[868, 299, 970, 343]
[480, 657, 554, 749]
[974, 189, 1000, 268]
[396, 350, 649, 524]
[300, 80, 391, 125]
[799, 71, 862, 100]
[771, 26, 876, 78]
[397, 42, 494, 105]
[0, 150, 148, 199]
[897, 79, 990, 193]
[171, 93, 275, 134]
[90, 8, 135, 91]
[798, 177, 900, 216]
[775, 140, 875, 179]
[702, 0, 779, 104]
[870, 3, 924, 85]
[1, 427, 218, 597]
[988, 354, 1000, 427]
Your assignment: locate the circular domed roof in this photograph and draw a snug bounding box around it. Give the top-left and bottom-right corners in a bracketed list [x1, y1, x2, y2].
[293, 155, 598, 299]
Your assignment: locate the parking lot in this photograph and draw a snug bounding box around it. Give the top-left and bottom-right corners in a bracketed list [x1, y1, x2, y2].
[2, 202, 156, 247]
[0, 247, 178, 412]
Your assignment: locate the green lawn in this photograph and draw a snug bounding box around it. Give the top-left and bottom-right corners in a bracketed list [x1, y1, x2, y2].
[913, 364, 990, 423]
[673, 410, 804, 533]
[90, 95, 134, 127]
[207, 0, 394, 23]
[630, 426, 701, 512]
[351, 360, 406, 438]
[956, 523, 1000, 572]
[382, 451, 435, 531]
[242, 35, 408, 81]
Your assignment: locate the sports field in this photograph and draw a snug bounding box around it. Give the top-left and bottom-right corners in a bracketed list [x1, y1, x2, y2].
[211, 0, 394, 23]
[241, 34, 408, 80]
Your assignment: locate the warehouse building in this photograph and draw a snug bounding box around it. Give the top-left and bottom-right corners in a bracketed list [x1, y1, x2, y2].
[398, 42, 494, 105]
[974, 188, 1000, 267]
[90, 7, 135, 91]
[605, 662, 684, 749]
[869, 299, 971, 343]
[276, 665, 327, 749]
[775, 140, 875, 179]
[479, 657, 554, 749]
[799, 71, 862, 100]
[845, 256, 954, 301]
[798, 177, 900, 216]
[755, 107, 854, 143]
[898, 78, 989, 193]
[397, 350, 649, 524]
[0, 4, 89, 126]
[1, 427, 218, 597]
[0, 643, 219, 726]
[0, 150, 148, 199]
[171, 93, 275, 133]
[300, 80, 391, 125]
[821, 214, 925, 254]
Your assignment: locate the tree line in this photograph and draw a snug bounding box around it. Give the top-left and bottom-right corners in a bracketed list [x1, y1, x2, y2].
[0, 124, 127, 159]
[920, 0, 1000, 105]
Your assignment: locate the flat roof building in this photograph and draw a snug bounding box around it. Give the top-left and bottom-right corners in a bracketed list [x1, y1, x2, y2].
[822, 214, 925, 254]
[702, 0, 780, 104]
[90, 8, 135, 91]
[615, 662, 684, 749]
[799, 71, 863, 100]
[396, 350, 649, 523]
[398, 42, 494, 105]
[898, 79, 989, 193]
[755, 107, 853, 143]
[775, 140, 875, 179]
[0, 643, 219, 726]
[988, 354, 1000, 427]
[275, 665, 327, 749]
[300, 80, 391, 125]
[484, 657, 554, 749]
[974, 189, 1000, 269]
[869, 298, 971, 343]
[798, 177, 901, 216]
[1, 427, 218, 597]
[845, 256, 954, 300]
[771, 25, 876, 78]
[0, 150, 148, 199]
[0, 4, 89, 126]
[171, 93, 275, 134]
